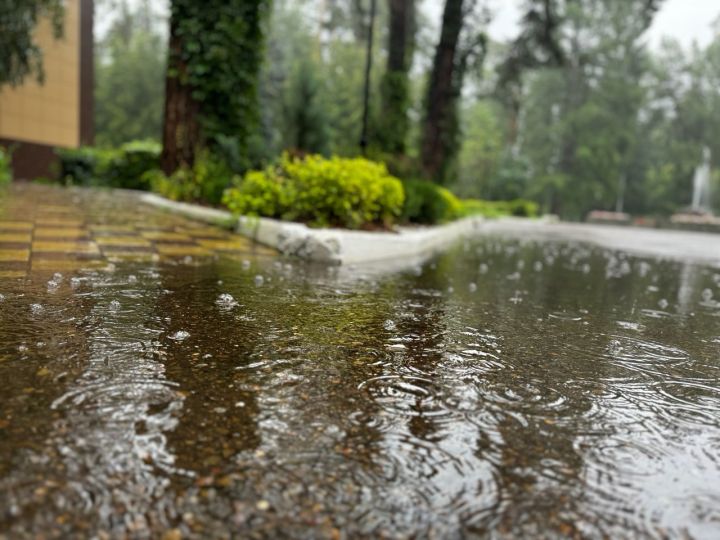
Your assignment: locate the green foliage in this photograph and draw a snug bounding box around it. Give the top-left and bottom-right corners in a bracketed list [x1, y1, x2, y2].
[168, 0, 269, 156]
[95, 0, 165, 146]
[223, 154, 405, 229]
[377, 71, 411, 154]
[0, 0, 64, 87]
[105, 141, 162, 190]
[401, 179, 463, 224]
[461, 198, 539, 218]
[454, 100, 506, 198]
[283, 56, 330, 155]
[0, 146, 12, 185]
[488, 155, 531, 201]
[401, 178, 538, 224]
[147, 150, 234, 205]
[57, 141, 160, 189]
[57, 147, 109, 186]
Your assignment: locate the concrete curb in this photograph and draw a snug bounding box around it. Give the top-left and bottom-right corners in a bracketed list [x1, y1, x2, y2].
[236, 214, 488, 265]
[139, 193, 236, 228]
[139, 192, 492, 265]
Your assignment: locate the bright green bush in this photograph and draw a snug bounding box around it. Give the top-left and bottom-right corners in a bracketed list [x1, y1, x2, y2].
[146, 150, 235, 205]
[57, 141, 160, 189]
[223, 154, 405, 229]
[0, 146, 12, 185]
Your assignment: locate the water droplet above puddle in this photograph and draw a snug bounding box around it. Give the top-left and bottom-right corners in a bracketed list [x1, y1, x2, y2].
[216, 293, 239, 309]
[168, 330, 190, 342]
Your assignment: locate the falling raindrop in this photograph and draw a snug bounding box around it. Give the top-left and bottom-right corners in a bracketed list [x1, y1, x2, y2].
[658, 298, 669, 309]
[533, 261, 543, 272]
[479, 263, 488, 274]
[47, 277, 61, 291]
[701, 288, 713, 302]
[0, 293, 4, 303]
[242, 260, 251, 270]
[469, 282, 477, 292]
[607, 339, 623, 355]
[216, 293, 239, 309]
[254, 275, 265, 287]
[169, 330, 190, 342]
[128, 274, 138, 283]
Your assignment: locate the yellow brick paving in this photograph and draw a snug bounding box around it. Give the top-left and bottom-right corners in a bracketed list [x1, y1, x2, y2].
[0, 183, 277, 279]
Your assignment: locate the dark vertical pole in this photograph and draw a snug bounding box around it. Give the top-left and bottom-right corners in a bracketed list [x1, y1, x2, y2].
[360, 0, 377, 155]
[79, 0, 95, 145]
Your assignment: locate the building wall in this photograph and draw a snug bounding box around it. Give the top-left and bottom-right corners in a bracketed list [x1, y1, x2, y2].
[0, 0, 93, 179]
[0, 1, 80, 148]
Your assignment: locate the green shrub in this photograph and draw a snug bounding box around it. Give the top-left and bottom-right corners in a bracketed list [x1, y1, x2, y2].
[505, 199, 539, 217]
[104, 140, 161, 190]
[223, 154, 405, 229]
[147, 150, 235, 205]
[401, 178, 463, 224]
[0, 146, 12, 185]
[57, 147, 103, 185]
[401, 178, 540, 224]
[460, 198, 539, 218]
[459, 198, 508, 218]
[56, 140, 160, 189]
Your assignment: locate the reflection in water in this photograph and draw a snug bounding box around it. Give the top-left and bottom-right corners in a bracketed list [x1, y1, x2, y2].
[1, 268, 184, 536]
[1, 237, 720, 538]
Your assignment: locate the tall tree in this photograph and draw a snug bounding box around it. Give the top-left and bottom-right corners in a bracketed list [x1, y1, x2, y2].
[518, 0, 661, 218]
[377, 0, 415, 155]
[161, 0, 268, 175]
[420, 0, 464, 183]
[420, 0, 486, 183]
[0, 0, 64, 87]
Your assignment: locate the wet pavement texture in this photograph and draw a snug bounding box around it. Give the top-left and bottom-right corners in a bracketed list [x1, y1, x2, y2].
[0, 183, 276, 279]
[1, 184, 720, 539]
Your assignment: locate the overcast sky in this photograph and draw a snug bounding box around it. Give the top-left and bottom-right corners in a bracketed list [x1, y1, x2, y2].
[421, 0, 720, 50]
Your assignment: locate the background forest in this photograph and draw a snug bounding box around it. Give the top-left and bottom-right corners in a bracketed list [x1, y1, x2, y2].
[94, 0, 720, 220]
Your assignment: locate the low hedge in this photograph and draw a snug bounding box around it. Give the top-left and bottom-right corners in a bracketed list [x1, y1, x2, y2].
[401, 179, 538, 224]
[460, 198, 539, 218]
[57, 140, 161, 190]
[401, 179, 463, 224]
[144, 149, 234, 206]
[223, 154, 405, 229]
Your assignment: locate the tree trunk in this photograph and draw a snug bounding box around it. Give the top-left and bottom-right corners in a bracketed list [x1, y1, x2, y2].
[160, 11, 201, 175]
[387, 0, 412, 73]
[420, 0, 463, 182]
[378, 0, 415, 155]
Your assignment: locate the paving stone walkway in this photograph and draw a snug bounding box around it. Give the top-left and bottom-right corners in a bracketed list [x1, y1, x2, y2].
[0, 183, 276, 279]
